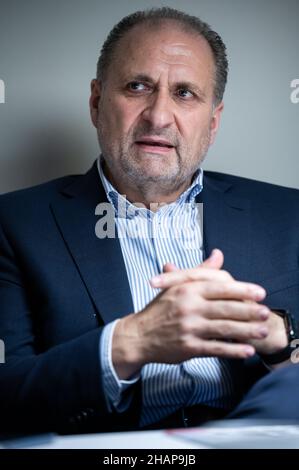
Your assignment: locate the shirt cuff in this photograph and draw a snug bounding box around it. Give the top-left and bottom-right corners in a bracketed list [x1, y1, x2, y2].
[99, 319, 140, 412]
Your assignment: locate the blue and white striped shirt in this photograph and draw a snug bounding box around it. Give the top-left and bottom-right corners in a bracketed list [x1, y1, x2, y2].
[98, 157, 236, 427]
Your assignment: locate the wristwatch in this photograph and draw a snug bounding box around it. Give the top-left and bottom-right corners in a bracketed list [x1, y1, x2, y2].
[259, 308, 299, 365]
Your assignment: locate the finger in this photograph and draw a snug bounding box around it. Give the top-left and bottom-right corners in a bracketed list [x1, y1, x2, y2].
[158, 249, 224, 282]
[150, 266, 232, 289]
[199, 280, 266, 302]
[188, 338, 255, 359]
[200, 248, 224, 270]
[198, 318, 269, 342]
[201, 300, 270, 322]
[163, 262, 180, 273]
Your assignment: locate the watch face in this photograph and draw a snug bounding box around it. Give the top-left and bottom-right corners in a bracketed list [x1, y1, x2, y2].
[288, 315, 298, 342]
[269, 308, 298, 342]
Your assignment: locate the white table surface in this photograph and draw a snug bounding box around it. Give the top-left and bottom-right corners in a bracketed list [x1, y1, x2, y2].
[0, 430, 202, 449]
[2, 422, 299, 449]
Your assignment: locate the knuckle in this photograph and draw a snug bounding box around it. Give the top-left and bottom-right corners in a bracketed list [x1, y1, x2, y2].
[178, 317, 191, 334]
[199, 299, 210, 317]
[219, 282, 230, 297]
[194, 317, 207, 336]
[200, 281, 211, 296]
[241, 310, 251, 321]
[197, 319, 212, 338]
[214, 302, 226, 318]
[174, 284, 189, 297]
[218, 321, 231, 337]
[198, 342, 209, 356]
[221, 270, 232, 280]
[205, 305, 220, 321]
[180, 335, 195, 355]
[177, 301, 191, 318]
[211, 343, 226, 356]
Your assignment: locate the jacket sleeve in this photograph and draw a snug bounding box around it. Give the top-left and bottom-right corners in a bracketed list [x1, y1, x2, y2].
[0, 213, 141, 435]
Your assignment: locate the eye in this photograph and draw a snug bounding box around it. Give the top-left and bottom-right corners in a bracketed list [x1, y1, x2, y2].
[127, 81, 148, 92]
[176, 88, 194, 99]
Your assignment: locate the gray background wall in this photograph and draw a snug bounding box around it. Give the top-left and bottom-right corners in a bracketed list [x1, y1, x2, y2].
[0, 0, 298, 194]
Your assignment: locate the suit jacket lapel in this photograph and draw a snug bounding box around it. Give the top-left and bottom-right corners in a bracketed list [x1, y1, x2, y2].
[50, 161, 134, 325]
[197, 173, 257, 382]
[197, 173, 252, 281]
[50, 164, 252, 326]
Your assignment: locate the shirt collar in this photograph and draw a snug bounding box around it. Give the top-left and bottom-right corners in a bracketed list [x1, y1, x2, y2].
[97, 155, 203, 218]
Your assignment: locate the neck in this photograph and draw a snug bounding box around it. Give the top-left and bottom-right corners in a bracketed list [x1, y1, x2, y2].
[102, 163, 193, 211]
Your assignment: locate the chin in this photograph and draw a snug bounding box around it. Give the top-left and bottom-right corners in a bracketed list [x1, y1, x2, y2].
[139, 156, 178, 170]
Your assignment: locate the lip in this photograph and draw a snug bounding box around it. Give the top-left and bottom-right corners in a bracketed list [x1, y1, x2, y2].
[135, 136, 175, 154]
[136, 136, 174, 146]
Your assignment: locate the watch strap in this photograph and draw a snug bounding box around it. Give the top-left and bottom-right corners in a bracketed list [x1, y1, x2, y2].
[259, 308, 298, 365]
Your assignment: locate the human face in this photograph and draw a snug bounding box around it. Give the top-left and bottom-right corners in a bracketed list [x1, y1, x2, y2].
[90, 23, 224, 198]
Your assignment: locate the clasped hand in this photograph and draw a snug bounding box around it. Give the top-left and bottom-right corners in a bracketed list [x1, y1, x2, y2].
[112, 249, 287, 379]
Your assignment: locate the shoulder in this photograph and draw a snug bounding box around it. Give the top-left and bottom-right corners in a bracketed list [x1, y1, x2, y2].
[0, 174, 79, 220]
[204, 171, 299, 205]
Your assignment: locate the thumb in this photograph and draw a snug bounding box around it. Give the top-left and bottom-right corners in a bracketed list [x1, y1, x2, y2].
[200, 248, 224, 270]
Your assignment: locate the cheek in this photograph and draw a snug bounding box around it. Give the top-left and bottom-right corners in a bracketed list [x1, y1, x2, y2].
[182, 113, 211, 146]
[178, 124, 202, 150]
[98, 111, 123, 144]
[110, 98, 144, 136]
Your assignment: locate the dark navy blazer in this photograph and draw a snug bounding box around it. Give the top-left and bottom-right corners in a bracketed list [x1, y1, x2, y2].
[0, 161, 298, 434]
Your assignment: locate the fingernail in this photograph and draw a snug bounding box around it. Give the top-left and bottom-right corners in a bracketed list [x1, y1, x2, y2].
[244, 346, 255, 357]
[259, 308, 270, 320]
[211, 248, 220, 257]
[150, 276, 162, 287]
[254, 288, 266, 300]
[258, 326, 268, 338]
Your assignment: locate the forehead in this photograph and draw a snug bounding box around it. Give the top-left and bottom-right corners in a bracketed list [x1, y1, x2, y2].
[109, 21, 215, 84]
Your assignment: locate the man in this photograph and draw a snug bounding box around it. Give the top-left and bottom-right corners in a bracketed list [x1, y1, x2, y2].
[0, 7, 299, 435]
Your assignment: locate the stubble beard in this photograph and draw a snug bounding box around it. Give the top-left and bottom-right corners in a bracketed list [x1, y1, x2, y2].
[97, 122, 210, 198]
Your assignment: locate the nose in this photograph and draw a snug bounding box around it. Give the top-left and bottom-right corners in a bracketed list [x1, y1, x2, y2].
[141, 88, 175, 129]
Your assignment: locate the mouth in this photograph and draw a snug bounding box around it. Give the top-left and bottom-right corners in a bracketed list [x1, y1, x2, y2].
[135, 137, 175, 154]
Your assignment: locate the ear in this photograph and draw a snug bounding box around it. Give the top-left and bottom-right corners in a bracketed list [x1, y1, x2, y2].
[209, 101, 224, 146]
[89, 79, 102, 128]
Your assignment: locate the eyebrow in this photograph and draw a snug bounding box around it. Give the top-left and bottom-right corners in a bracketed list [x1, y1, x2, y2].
[128, 74, 153, 83]
[125, 74, 206, 99]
